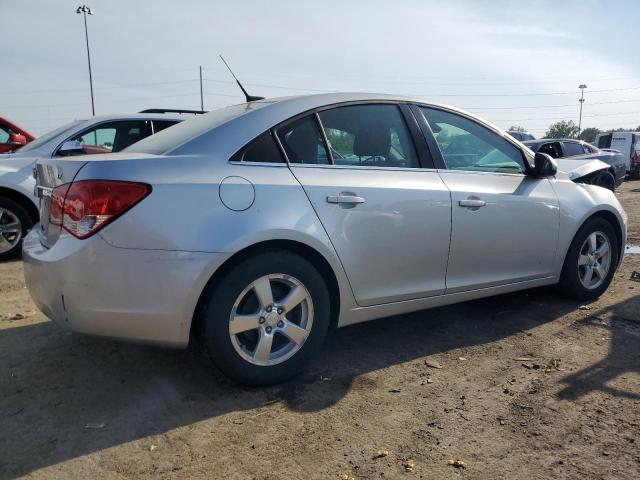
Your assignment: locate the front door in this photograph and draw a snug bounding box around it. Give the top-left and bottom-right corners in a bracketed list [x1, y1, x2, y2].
[416, 106, 559, 293]
[276, 104, 452, 307]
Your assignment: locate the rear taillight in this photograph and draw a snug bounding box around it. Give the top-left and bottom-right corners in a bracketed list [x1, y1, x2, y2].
[49, 180, 151, 239]
[633, 152, 640, 165]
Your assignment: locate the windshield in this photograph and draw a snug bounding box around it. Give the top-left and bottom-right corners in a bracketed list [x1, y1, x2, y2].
[17, 120, 83, 153]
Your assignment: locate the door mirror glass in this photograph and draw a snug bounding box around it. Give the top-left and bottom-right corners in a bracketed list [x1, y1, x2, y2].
[58, 140, 84, 156]
[533, 152, 557, 177]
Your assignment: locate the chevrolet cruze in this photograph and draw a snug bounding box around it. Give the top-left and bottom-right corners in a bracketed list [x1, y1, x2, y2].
[23, 93, 627, 385]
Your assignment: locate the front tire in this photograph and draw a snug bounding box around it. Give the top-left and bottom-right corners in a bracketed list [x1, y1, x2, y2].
[591, 170, 616, 192]
[0, 198, 33, 261]
[199, 249, 331, 386]
[559, 218, 619, 301]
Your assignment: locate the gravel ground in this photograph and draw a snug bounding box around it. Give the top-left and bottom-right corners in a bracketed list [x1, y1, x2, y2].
[1, 180, 639, 480]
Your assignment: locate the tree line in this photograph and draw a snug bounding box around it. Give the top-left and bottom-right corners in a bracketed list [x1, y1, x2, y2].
[508, 122, 640, 143]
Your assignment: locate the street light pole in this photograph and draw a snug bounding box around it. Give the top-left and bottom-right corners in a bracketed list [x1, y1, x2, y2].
[578, 84, 587, 135]
[76, 5, 95, 116]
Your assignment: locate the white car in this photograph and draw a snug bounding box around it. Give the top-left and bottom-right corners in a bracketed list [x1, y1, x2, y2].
[0, 114, 182, 260]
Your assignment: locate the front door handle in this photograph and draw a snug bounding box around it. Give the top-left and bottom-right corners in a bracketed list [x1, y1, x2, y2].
[327, 194, 365, 205]
[459, 198, 486, 208]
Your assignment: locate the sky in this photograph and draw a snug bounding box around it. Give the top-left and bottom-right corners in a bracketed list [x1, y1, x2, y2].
[2, 0, 640, 137]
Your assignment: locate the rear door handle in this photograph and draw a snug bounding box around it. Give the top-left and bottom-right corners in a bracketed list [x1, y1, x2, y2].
[327, 195, 365, 204]
[459, 199, 486, 208]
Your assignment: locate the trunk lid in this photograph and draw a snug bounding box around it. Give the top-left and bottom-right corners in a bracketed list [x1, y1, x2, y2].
[35, 158, 88, 247]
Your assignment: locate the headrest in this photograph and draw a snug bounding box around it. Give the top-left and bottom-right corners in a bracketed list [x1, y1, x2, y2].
[353, 123, 390, 157]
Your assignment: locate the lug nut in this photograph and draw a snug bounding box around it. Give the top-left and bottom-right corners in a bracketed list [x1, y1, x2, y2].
[266, 327, 272, 334]
[266, 306, 272, 312]
[259, 317, 266, 324]
[277, 321, 284, 328]
[277, 308, 283, 314]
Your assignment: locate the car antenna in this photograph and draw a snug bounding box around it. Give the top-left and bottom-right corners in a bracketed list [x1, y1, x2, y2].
[219, 55, 265, 102]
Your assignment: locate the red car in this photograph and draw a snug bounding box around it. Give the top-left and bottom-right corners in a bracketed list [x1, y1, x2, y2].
[0, 117, 35, 153]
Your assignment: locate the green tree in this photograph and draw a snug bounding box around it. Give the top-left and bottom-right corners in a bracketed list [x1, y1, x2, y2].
[508, 125, 527, 132]
[578, 127, 601, 143]
[545, 120, 579, 139]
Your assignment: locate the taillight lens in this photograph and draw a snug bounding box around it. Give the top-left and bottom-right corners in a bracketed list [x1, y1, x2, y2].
[49, 180, 151, 239]
[633, 152, 640, 165]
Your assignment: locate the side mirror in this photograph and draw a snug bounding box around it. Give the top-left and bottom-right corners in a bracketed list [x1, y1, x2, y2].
[58, 140, 84, 156]
[8, 132, 27, 146]
[533, 152, 557, 177]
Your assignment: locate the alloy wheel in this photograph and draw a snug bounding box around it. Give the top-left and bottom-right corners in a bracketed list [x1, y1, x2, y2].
[228, 274, 314, 366]
[0, 208, 22, 254]
[578, 231, 612, 290]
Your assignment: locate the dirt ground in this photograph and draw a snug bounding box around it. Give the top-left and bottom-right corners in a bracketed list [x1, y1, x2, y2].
[1, 181, 639, 480]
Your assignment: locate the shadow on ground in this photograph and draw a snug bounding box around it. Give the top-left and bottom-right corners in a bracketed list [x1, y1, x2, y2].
[0, 287, 606, 477]
[557, 294, 640, 401]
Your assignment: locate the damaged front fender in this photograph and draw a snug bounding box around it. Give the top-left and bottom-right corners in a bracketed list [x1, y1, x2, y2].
[553, 158, 616, 191]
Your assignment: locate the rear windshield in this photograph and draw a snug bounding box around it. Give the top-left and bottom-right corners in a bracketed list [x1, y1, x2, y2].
[125, 102, 268, 155]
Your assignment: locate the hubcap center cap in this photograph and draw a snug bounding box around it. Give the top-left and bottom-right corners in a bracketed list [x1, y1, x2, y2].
[264, 310, 280, 328]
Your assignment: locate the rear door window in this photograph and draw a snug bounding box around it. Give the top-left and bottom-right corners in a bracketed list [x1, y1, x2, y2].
[563, 142, 586, 157]
[276, 115, 329, 165]
[317, 104, 419, 168]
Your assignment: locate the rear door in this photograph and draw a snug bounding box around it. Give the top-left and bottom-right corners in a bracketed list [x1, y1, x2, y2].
[414, 106, 559, 293]
[277, 103, 451, 307]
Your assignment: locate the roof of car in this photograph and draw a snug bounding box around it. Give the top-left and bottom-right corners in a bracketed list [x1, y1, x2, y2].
[127, 92, 516, 157]
[74, 113, 186, 123]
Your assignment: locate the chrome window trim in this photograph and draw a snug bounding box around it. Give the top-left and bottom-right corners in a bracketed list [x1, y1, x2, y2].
[288, 163, 439, 173]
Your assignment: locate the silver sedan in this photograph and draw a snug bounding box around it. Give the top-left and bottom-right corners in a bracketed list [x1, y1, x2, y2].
[23, 93, 627, 385]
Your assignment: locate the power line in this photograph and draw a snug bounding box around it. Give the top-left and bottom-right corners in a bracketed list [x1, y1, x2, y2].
[489, 111, 639, 122]
[465, 98, 640, 111]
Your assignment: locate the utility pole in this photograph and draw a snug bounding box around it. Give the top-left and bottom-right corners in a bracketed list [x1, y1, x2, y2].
[578, 84, 587, 135]
[76, 5, 95, 116]
[199, 66, 204, 112]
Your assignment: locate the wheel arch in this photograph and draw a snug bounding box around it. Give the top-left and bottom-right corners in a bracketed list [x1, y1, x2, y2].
[190, 239, 342, 342]
[560, 209, 625, 272]
[0, 186, 39, 223]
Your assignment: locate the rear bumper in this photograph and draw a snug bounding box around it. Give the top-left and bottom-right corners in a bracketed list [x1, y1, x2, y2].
[22, 228, 230, 347]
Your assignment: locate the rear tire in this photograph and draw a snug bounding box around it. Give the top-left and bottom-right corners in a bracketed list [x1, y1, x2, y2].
[0, 197, 33, 261]
[199, 249, 331, 386]
[559, 217, 619, 301]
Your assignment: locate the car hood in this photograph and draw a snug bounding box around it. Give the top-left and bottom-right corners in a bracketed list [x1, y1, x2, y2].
[553, 158, 611, 181]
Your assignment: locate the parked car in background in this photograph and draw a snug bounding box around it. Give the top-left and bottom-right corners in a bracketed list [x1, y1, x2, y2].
[595, 131, 640, 179]
[523, 138, 626, 191]
[0, 117, 35, 153]
[0, 113, 183, 260]
[507, 130, 535, 141]
[24, 93, 627, 385]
